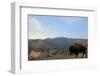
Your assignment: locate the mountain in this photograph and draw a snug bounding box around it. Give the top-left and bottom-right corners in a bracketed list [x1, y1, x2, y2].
[28, 37, 87, 53]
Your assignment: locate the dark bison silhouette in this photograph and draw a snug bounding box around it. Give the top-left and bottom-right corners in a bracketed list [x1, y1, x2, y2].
[69, 43, 87, 58]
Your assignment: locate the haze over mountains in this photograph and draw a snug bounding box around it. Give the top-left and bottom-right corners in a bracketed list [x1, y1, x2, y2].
[28, 37, 87, 53]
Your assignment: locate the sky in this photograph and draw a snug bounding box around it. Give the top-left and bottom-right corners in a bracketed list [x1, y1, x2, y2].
[28, 15, 88, 39]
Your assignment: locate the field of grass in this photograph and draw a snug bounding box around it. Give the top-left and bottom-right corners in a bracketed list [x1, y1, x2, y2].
[28, 51, 87, 61]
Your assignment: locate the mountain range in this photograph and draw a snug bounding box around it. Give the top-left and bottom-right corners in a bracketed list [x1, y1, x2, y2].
[28, 37, 87, 53]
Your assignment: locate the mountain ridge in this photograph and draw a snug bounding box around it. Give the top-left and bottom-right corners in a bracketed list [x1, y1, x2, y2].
[28, 37, 87, 53]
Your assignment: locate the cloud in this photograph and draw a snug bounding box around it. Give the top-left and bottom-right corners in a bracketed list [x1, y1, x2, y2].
[28, 16, 73, 39]
[29, 17, 46, 39]
[29, 16, 87, 39]
[49, 31, 72, 38]
[29, 17, 43, 32]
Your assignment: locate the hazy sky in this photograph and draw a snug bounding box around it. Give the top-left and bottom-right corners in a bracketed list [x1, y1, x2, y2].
[28, 15, 88, 39]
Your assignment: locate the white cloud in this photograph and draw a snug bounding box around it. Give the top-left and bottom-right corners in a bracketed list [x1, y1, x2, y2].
[29, 17, 63, 39]
[29, 17, 46, 39]
[29, 18, 43, 32]
[29, 16, 82, 39]
[29, 17, 73, 39]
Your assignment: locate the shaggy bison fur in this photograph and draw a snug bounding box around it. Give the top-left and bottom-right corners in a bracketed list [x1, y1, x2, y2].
[69, 43, 87, 58]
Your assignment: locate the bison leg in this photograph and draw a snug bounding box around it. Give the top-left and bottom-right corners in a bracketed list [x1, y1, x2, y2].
[85, 51, 87, 58]
[82, 51, 87, 58]
[75, 52, 78, 57]
[82, 52, 84, 58]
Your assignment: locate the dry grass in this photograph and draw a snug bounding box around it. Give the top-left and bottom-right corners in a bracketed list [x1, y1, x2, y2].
[28, 52, 87, 61]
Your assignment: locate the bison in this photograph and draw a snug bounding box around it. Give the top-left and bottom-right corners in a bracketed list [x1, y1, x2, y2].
[69, 43, 87, 58]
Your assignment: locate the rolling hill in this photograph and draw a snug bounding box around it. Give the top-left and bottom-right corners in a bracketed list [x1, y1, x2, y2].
[28, 37, 87, 53]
